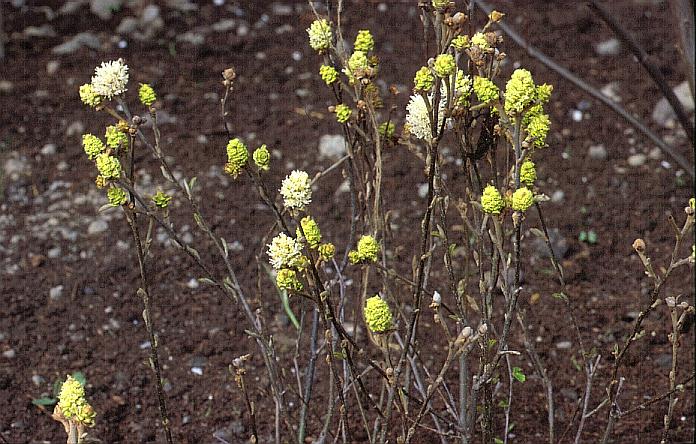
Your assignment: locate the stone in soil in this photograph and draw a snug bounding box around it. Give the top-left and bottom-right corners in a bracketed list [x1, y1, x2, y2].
[318, 134, 346, 161]
[651, 81, 694, 128]
[588, 144, 607, 160]
[627, 153, 647, 167]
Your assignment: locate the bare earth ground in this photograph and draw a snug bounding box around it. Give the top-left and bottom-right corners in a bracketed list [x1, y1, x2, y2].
[0, 0, 694, 443]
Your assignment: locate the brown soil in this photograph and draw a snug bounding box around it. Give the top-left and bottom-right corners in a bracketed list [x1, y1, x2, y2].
[0, 1, 693, 443]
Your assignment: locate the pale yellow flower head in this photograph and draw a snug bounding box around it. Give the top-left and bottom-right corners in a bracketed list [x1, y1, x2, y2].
[267, 232, 303, 270]
[91, 59, 129, 100]
[280, 170, 312, 212]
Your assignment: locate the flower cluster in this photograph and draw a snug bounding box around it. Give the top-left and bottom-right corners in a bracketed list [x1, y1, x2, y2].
[277, 269, 303, 292]
[58, 376, 96, 427]
[152, 190, 172, 208]
[95, 153, 121, 179]
[297, 216, 322, 248]
[138, 83, 157, 107]
[105, 125, 128, 150]
[470, 32, 489, 50]
[82, 134, 105, 160]
[79, 83, 102, 107]
[346, 51, 369, 77]
[504, 69, 536, 115]
[452, 35, 469, 51]
[520, 159, 537, 186]
[319, 65, 339, 85]
[267, 233, 303, 270]
[481, 185, 504, 215]
[364, 296, 393, 333]
[524, 111, 551, 148]
[318, 243, 336, 261]
[307, 19, 332, 52]
[225, 138, 249, 178]
[354, 29, 375, 52]
[349, 235, 380, 264]
[433, 54, 456, 78]
[252, 145, 270, 171]
[378, 121, 396, 139]
[473, 76, 499, 103]
[454, 71, 472, 107]
[511, 187, 534, 212]
[406, 93, 444, 140]
[335, 104, 352, 123]
[431, 0, 449, 9]
[91, 59, 129, 100]
[414, 67, 434, 92]
[280, 170, 312, 212]
[107, 186, 128, 207]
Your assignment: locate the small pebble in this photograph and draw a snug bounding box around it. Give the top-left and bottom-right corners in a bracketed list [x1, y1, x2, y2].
[49, 285, 64, 300]
[2, 349, 16, 359]
[571, 110, 583, 122]
[40, 143, 57, 155]
[587, 144, 607, 161]
[551, 190, 565, 203]
[627, 153, 647, 167]
[555, 341, 572, 350]
[186, 278, 199, 289]
[191, 367, 203, 376]
[32, 375, 46, 386]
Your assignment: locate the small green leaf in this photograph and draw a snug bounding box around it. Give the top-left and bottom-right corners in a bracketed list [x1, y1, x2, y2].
[578, 231, 587, 242]
[494, 438, 504, 444]
[71, 371, 87, 386]
[498, 399, 509, 408]
[512, 367, 526, 383]
[552, 292, 568, 302]
[32, 397, 57, 406]
[587, 230, 598, 244]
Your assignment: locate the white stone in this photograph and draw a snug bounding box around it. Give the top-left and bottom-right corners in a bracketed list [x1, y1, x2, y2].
[318, 134, 346, 161]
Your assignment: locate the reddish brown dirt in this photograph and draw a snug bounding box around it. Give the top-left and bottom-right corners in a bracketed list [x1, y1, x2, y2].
[0, 1, 693, 443]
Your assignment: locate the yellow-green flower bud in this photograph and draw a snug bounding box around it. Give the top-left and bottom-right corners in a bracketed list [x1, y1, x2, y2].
[297, 216, 322, 248]
[152, 190, 172, 208]
[511, 187, 534, 212]
[471, 32, 489, 50]
[519, 160, 537, 186]
[353, 235, 380, 263]
[95, 175, 107, 189]
[378, 121, 396, 139]
[455, 70, 472, 107]
[535, 83, 553, 104]
[364, 295, 393, 333]
[79, 83, 102, 108]
[95, 154, 121, 179]
[348, 250, 361, 264]
[433, 53, 456, 78]
[431, 0, 449, 10]
[319, 65, 339, 85]
[481, 185, 504, 215]
[347, 51, 369, 74]
[354, 29, 374, 53]
[690, 198, 695, 209]
[225, 138, 249, 178]
[504, 69, 536, 115]
[138, 83, 157, 107]
[82, 134, 105, 160]
[473, 76, 499, 103]
[58, 375, 96, 427]
[277, 268, 303, 292]
[335, 104, 352, 123]
[525, 112, 551, 148]
[253, 144, 270, 171]
[105, 125, 128, 150]
[413, 66, 435, 92]
[452, 35, 469, 51]
[107, 186, 128, 207]
[307, 19, 332, 52]
[318, 243, 336, 261]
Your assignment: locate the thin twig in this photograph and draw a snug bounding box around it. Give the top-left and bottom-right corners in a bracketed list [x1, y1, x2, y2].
[588, 0, 694, 144]
[473, 0, 694, 178]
